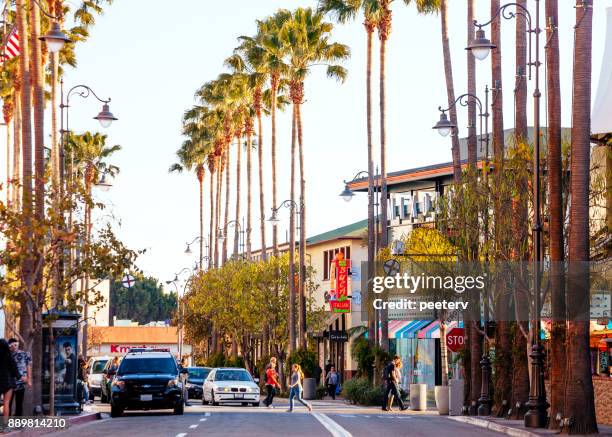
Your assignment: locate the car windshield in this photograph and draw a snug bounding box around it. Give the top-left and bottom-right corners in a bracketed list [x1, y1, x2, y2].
[188, 368, 210, 380]
[92, 360, 109, 373]
[118, 358, 177, 375]
[214, 369, 252, 382]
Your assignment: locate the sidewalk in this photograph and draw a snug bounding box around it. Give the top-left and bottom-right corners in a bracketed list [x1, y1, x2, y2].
[448, 416, 612, 437]
[2, 409, 101, 436]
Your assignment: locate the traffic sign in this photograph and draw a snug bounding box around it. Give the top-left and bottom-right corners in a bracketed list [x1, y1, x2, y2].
[446, 327, 465, 353]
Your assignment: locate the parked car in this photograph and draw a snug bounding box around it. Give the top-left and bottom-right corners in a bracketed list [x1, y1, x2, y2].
[202, 368, 260, 407]
[100, 357, 122, 403]
[87, 356, 112, 401]
[110, 348, 188, 417]
[184, 367, 211, 400]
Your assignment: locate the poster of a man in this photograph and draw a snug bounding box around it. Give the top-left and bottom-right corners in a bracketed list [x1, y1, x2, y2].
[54, 337, 77, 395]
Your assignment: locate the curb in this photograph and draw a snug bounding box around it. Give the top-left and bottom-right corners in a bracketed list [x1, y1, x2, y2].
[447, 416, 540, 437]
[4, 412, 101, 436]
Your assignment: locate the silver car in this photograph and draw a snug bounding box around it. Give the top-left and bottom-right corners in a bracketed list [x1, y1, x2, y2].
[87, 356, 112, 401]
[202, 368, 260, 407]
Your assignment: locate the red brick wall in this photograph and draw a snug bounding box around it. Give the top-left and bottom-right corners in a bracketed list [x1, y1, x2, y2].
[593, 376, 612, 425]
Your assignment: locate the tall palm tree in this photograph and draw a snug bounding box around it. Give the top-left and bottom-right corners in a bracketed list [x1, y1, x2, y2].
[319, 0, 381, 351]
[566, 0, 597, 432]
[545, 0, 565, 428]
[169, 134, 211, 269]
[280, 7, 350, 350]
[466, 0, 477, 168]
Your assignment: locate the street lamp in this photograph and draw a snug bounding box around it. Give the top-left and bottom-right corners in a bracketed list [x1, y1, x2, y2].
[40, 21, 71, 53]
[466, 28, 496, 61]
[432, 112, 455, 138]
[219, 220, 245, 258]
[184, 235, 210, 270]
[468, 1, 547, 428]
[339, 184, 355, 202]
[95, 172, 112, 192]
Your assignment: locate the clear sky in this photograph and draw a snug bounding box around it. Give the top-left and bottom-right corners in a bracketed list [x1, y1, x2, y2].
[2, 0, 611, 291]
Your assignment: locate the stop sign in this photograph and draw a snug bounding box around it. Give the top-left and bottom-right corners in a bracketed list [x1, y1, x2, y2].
[446, 327, 465, 353]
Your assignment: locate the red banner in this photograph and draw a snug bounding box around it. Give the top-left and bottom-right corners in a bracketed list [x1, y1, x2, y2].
[330, 300, 351, 313]
[329, 258, 351, 313]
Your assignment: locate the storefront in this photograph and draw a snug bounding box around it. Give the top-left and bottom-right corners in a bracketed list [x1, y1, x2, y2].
[591, 325, 612, 376]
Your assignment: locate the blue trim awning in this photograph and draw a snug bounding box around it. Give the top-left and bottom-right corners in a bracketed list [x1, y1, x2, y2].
[395, 320, 432, 339]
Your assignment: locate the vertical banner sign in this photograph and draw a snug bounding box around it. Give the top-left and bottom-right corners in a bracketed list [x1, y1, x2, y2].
[330, 258, 351, 313]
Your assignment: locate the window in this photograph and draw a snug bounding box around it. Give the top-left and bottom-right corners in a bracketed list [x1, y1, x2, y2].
[323, 246, 351, 280]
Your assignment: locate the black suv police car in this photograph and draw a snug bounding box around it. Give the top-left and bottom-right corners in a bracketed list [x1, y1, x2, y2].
[110, 348, 187, 417]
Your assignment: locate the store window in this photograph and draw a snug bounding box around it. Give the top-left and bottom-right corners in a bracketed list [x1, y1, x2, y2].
[323, 246, 351, 280]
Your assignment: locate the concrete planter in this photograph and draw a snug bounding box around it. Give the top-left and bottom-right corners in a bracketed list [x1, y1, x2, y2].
[448, 379, 464, 416]
[410, 383, 427, 411]
[434, 385, 449, 415]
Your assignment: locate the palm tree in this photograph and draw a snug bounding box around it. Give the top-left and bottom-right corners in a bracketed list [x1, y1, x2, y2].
[466, 0, 477, 168]
[545, 0, 565, 428]
[566, 0, 597, 432]
[280, 7, 350, 350]
[169, 133, 211, 269]
[319, 0, 381, 351]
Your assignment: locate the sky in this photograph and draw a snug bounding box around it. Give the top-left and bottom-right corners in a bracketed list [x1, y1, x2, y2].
[1, 0, 612, 291]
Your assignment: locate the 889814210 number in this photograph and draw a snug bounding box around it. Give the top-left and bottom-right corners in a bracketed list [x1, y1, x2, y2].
[7, 417, 68, 430]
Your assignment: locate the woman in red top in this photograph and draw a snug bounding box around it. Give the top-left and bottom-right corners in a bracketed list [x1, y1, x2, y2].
[263, 357, 281, 408]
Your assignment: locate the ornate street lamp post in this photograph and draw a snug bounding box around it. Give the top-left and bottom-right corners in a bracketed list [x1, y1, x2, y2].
[467, 0, 548, 428]
[184, 235, 210, 270]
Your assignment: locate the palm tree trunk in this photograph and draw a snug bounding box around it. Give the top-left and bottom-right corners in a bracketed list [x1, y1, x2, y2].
[296, 94, 307, 350]
[514, 0, 528, 142]
[5, 115, 11, 207]
[255, 89, 266, 260]
[378, 1, 391, 351]
[271, 73, 279, 256]
[12, 87, 21, 210]
[246, 120, 253, 259]
[30, 0, 44, 222]
[440, 0, 461, 182]
[565, 1, 597, 433]
[198, 166, 205, 269]
[545, 0, 565, 428]
[234, 132, 242, 257]
[365, 20, 376, 348]
[209, 164, 215, 268]
[288, 103, 297, 354]
[467, 0, 477, 168]
[16, 0, 34, 414]
[223, 141, 231, 263]
[491, 0, 504, 167]
[214, 155, 222, 268]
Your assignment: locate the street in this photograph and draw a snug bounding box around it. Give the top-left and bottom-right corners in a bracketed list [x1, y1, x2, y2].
[47, 400, 505, 437]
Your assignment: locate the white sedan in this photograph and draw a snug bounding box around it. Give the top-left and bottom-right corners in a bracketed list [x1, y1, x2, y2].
[202, 368, 260, 406]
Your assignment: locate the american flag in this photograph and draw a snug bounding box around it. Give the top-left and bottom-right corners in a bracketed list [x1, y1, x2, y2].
[1, 26, 19, 62]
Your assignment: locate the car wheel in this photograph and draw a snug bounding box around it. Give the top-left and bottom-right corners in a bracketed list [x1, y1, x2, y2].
[211, 391, 219, 406]
[252, 402, 260, 407]
[110, 403, 123, 418]
[174, 401, 184, 415]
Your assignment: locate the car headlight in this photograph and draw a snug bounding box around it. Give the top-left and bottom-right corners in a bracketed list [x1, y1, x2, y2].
[249, 387, 259, 393]
[112, 380, 125, 389]
[216, 386, 230, 392]
[167, 378, 179, 388]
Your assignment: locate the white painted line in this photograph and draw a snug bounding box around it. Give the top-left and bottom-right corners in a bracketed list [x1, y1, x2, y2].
[199, 418, 207, 422]
[175, 434, 187, 437]
[312, 413, 352, 437]
[338, 414, 356, 418]
[189, 424, 198, 429]
[205, 412, 211, 417]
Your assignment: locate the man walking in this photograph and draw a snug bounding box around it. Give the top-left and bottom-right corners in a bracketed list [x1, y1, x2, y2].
[382, 356, 407, 411]
[8, 339, 31, 416]
[263, 357, 280, 408]
[325, 366, 339, 400]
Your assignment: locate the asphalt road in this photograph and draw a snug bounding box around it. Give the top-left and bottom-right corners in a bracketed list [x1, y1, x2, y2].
[47, 400, 505, 437]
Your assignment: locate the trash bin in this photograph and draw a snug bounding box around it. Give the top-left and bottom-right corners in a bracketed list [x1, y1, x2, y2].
[410, 383, 427, 411]
[303, 378, 316, 400]
[448, 379, 464, 416]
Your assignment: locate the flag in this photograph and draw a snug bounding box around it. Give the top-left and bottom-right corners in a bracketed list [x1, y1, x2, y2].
[1, 26, 19, 63]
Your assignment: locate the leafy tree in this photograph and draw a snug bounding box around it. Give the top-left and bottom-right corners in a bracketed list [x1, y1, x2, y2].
[110, 276, 177, 325]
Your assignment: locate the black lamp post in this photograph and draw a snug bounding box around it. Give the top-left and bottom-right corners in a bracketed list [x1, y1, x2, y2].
[468, 0, 548, 428]
[184, 235, 210, 270]
[432, 90, 492, 416]
[340, 169, 381, 346]
[218, 220, 245, 260]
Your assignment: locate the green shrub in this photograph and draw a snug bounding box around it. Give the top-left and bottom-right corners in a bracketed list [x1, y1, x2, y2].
[316, 385, 328, 400]
[286, 348, 318, 378]
[206, 352, 226, 368]
[342, 377, 386, 406]
[351, 338, 375, 379]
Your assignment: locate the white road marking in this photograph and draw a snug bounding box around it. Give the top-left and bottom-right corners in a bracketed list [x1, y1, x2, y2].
[175, 434, 187, 437]
[200, 418, 207, 422]
[189, 424, 198, 429]
[312, 413, 353, 437]
[205, 412, 211, 417]
[338, 414, 356, 418]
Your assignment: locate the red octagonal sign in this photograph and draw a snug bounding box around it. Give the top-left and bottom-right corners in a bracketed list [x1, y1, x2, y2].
[446, 327, 465, 353]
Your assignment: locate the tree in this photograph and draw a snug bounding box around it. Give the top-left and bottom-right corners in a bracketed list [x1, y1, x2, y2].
[110, 277, 177, 324]
[565, 0, 597, 432]
[279, 7, 349, 350]
[544, 0, 566, 428]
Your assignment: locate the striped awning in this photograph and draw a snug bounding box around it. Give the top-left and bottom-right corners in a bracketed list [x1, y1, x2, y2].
[417, 320, 461, 339]
[394, 320, 432, 339]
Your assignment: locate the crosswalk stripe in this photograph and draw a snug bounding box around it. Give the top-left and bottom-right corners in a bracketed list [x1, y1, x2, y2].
[205, 412, 211, 417]
[189, 424, 198, 429]
[175, 434, 187, 437]
[200, 418, 207, 422]
[312, 413, 352, 437]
